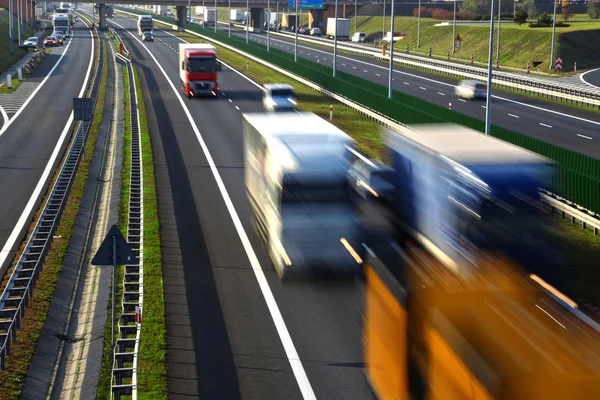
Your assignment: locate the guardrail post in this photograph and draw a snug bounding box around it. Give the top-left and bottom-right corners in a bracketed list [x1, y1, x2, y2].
[246, 61, 249, 70]
[330, 104, 333, 120]
[18, 68, 22, 81]
[574, 61, 577, 72]
[6, 75, 12, 89]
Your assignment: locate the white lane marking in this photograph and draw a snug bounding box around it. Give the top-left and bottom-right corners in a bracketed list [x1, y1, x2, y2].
[403, 82, 409, 85]
[260, 35, 600, 128]
[437, 92, 445, 96]
[577, 134, 592, 140]
[419, 87, 426, 90]
[539, 123, 553, 128]
[458, 98, 467, 102]
[0, 32, 76, 136]
[342, 63, 346, 66]
[0, 106, 8, 129]
[363, 69, 368, 73]
[579, 67, 600, 88]
[536, 304, 567, 330]
[375, 73, 381, 76]
[228, 98, 232, 102]
[112, 20, 318, 400]
[352, 66, 357, 69]
[0, 23, 94, 269]
[481, 105, 487, 109]
[235, 106, 240, 110]
[508, 113, 520, 118]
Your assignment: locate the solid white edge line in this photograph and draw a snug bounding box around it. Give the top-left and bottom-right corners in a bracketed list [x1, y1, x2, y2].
[579, 67, 600, 89]
[0, 31, 77, 136]
[111, 19, 318, 400]
[577, 134, 593, 140]
[0, 22, 95, 271]
[0, 106, 8, 130]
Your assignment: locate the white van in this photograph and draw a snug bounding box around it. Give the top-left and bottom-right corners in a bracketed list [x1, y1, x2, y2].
[351, 32, 366, 43]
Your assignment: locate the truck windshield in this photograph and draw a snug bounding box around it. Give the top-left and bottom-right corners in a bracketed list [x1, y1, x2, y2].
[281, 182, 351, 204]
[271, 89, 295, 98]
[187, 57, 217, 73]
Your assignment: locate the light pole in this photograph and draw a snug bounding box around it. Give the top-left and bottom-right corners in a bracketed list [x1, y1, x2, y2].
[277, 1, 279, 32]
[334, 0, 338, 77]
[355, 0, 357, 34]
[388, 0, 395, 98]
[267, 0, 270, 50]
[550, 0, 558, 69]
[294, 0, 298, 61]
[17, 0, 21, 45]
[246, 0, 249, 43]
[452, 0, 456, 53]
[228, 0, 231, 37]
[485, 0, 496, 136]
[202, 0, 205, 28]
[514, 0, 517, 18]
[343, 3, 346, 18]
[417, 0, 421, 47]
[9, 0, 13, 54]
[497, 0, 501, 60]
[382, 0, 386, 41]
[214, 0, 217, 33]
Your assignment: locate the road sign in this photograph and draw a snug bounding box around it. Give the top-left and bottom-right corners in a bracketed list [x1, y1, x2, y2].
[73, 97, 93, 122]
[91, 224, 138, 266]
[455, 33, 462, 41]
[555, 57, 563, 70]
[455, 41, 461, 49]
[288, 0, 324, 10]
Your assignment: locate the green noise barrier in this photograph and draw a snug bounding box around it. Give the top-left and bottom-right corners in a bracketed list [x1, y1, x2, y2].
[117, 8, 600, 215]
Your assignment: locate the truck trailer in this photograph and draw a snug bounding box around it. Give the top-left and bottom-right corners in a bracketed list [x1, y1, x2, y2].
[203, 9, 217, 26]
[326, 18, 350, 40]
[244, 112, 366, 279]
[137, 15, 153, 37]
[179, 43, 221, 98]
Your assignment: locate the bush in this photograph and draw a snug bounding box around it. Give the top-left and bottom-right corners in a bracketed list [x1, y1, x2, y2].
[412, 7, 475, 20]
[538, 12, 553, 25]
[529, 22, 570, 28]
[514, 10, 528, 26]
[588, 0, 600, 19]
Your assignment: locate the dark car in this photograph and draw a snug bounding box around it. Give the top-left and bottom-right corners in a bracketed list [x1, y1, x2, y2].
[142, 31, 154, 42]
[21, 36, 42, 50]
[53, 31, 65, 44]
[44, 36, 59, 46]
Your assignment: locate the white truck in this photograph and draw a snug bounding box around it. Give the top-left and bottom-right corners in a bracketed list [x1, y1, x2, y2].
[137, 15, 153, 37]
[53, 14, 70, 37]
[203, 9, 217, 26]
[230, 9, 246, 22]
[244, 112, 366, 279]
[326, 18, 350, 40]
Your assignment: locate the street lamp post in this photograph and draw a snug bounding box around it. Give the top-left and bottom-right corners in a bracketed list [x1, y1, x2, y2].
[388, 0, 395, 98]
[485, 0, 496, 136]
[229, 0, 231, 37]
[514, 0, 517, 18]
[246, 0, 249, 43]
[9, 0, 13, 54]
[294, 0, 298, 61]
[355, 0, 357, 34]
[334, 0, 338, 77]
[214, 0, 217, 33]
[452, 0, 456, 53]
[187, 0, 191, 24]
[18, 0, 21, 45]
[417, 0, 421, 47]
[550, 0, 558, 69]
[497, 0, 501, 60]
[267, 0, 270, 51]
[382, 0, 385, 40]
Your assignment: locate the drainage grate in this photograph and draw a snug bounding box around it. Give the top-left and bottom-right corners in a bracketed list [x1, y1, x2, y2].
[0, 26, 103, 370]
[112, 45, 144, 400]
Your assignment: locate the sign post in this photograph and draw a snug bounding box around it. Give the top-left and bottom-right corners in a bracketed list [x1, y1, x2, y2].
[91, 225, 139, 347]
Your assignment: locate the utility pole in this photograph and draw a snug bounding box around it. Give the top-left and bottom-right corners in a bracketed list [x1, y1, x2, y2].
[388, 0, 395, 98]
[382, 0, 385, 41]
[452, 0, 456, 53]
[246, 0, 249, 43]
[294, 0, 298, 61]
[9, 0, 13, 54]
[418, 0, 421, 47]
[214, 0, 217, 33]
[550, 0, 558, 69]
[267, 0, 270, 50]
[334, 0, 338, 77]
[485, 0, 496, 136]
[497, 0, 501, 60]
[228, 0, 231, 37]
[355, 0, 357, 34]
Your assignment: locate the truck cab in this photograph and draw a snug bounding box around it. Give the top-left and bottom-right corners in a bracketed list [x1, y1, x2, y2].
[179, 44, 221, 98]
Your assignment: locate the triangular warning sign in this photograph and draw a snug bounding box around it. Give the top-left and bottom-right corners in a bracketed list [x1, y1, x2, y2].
[91, 224, 139, 266]
[456, 33, 462, 41]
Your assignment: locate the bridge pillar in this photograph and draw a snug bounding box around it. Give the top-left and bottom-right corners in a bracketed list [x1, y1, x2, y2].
[176, 6, 187, 29]
[98, 4, 107, 30]
[308, 9, 324, 29]
[249, 8, 264, 32]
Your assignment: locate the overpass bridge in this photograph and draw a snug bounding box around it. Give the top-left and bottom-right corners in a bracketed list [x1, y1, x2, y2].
[89, 0, 367, 32]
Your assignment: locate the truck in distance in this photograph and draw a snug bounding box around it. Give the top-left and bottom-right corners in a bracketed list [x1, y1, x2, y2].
[203, 9, 217, 26]
[243, 112, 366, 279]
[179, 43, 221, 98]
[137, 15, 153, 37]
[326, 17, 350, 40]
[53, 14, 70, 37]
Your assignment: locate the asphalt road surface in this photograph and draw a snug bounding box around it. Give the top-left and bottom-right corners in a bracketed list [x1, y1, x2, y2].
[0, 22, 94, 273]
[222, 26, 600, 159]
[108, 12, 375, 400]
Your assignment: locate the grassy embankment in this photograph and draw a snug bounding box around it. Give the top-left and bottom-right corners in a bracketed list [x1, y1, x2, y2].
[349, 14, 600, 72]
[96, 50, 167, 400]
[179, 25, 600, 309]
[0, 9, 36, 72]
[0, 35, 106, 400]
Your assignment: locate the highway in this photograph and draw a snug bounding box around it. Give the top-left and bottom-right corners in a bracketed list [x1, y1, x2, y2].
[218, 26, 600, 159]
[106, 10, 375, 400]
[0, 22, 95, 273]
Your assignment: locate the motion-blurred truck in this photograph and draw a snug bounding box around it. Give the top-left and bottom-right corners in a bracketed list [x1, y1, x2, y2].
[244, 112, 366, 279]
[137, 15, 153, 37]
[326, 18, 350, 40]
[203, 9, 217, 26]
[179, 43, 221, 98]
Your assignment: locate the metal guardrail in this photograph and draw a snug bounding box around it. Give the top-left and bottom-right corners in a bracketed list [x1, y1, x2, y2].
[0, 23, 104, 370]
[266, 29, 600, 108]
[110, 27, 130, 58]
[120, 11, 600, 238]
[112, 45, 144, 400]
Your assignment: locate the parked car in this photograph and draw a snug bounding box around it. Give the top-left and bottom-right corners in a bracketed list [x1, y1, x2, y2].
[263, 84, 297, 113]
[142, 31, 154, 42]
[352, 32, 366, 43]
[454, 80, 487, 100]
[44, 36, 60, 46]
[53, 31, 65, 44]
[21, 36, 42, 50]
[310, 27, 321, 36]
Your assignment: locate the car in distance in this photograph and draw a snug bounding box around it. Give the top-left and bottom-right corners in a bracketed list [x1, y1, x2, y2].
[310, 27, 321, 36]
[142, 31, 154, 42]
[44, 36, 60, 46]
[351, 32, 366, 43]
[263, 84, 297, 113]
[454, 80, 487, 100]
[53, 31, 66, 44]
[22, 36, 42, 50]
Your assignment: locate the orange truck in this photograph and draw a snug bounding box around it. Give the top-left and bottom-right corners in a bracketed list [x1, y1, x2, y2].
[178, 43, 221, 98]
[361, 242, 600, 400]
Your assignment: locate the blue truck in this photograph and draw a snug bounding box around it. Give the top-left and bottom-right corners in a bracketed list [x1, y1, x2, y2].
[376, 124, 557, 277]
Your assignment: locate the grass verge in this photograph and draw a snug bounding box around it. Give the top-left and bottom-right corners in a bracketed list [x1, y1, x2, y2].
[174, 28, 600, 311]
[0, 37, 106, 400]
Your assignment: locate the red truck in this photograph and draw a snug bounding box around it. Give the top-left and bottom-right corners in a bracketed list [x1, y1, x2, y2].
[178, 43, 221, 98]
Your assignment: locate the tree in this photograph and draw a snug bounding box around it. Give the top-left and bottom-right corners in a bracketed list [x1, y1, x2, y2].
[514, 10, 528, 26]
[588, 0, 600, 19]
[460, 0, 491, 15]
[538, 12, 553, 25]
[562, 0, 573, 21]
[519, 0, 539, 20]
